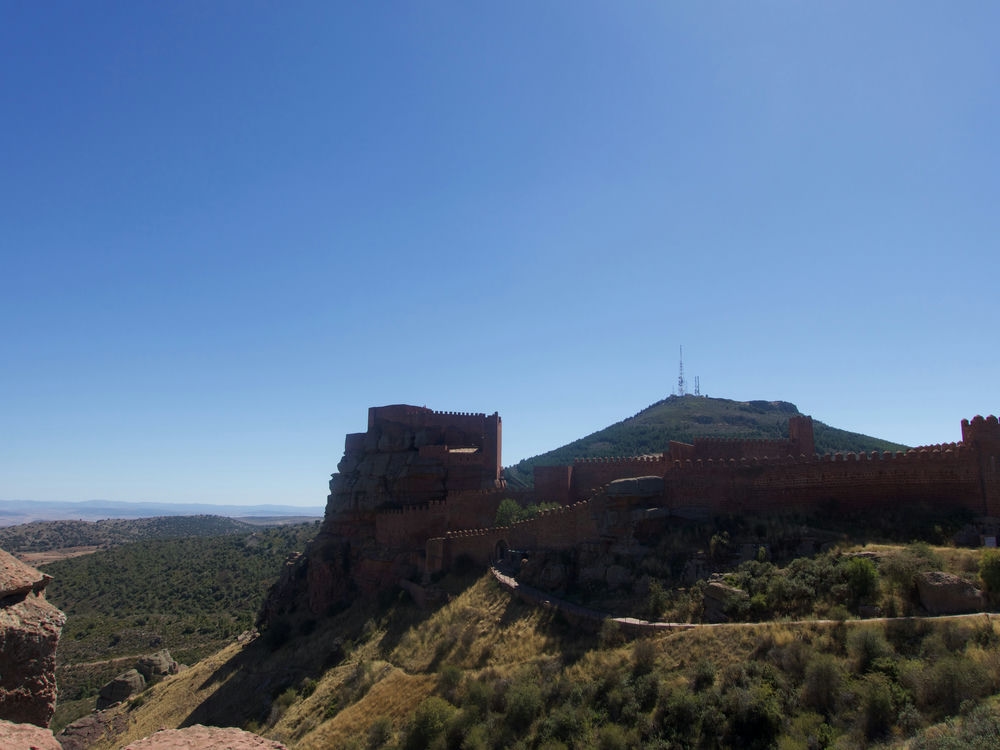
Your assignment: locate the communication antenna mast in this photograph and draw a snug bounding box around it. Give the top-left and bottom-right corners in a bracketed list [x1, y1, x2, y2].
[694, 376, 701, 397]
[677, 346, 686, 397]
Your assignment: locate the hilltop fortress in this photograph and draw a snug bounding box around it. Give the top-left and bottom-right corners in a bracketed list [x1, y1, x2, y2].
[262, 404, 1000, 618]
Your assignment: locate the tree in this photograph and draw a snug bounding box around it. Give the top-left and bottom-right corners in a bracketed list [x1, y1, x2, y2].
[495, 499, 522, 527]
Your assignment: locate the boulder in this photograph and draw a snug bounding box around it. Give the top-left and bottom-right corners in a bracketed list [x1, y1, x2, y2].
[0, 547, 65, 728]
[136, 649, 178, 682]
[56, 707, 130, 750]
[96, 669, 146, 710]
[915, 571, 984, 615]
[122, 725, 289, 749]
[0, 719, 60, 749]
[703, 581, 748, 624]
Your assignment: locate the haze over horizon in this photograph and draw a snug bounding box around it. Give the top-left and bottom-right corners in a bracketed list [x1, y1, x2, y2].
[4, 4, 997, 506]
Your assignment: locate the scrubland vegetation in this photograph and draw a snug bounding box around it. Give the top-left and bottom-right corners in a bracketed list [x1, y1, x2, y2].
[33, 507, 1000, 747]
[95, 565, 1000, 750]
[41, 522, 317, 730]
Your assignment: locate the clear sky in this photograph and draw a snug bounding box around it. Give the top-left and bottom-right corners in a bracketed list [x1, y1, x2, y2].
[3, 3, 997, 506]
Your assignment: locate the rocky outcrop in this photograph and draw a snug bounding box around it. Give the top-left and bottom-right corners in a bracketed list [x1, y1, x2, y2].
[0, 719, 60, 749]
[703, 580, 749, 624]
[0, 547, 65, 728]
[915, 571, 984, 615]
[96, 668, 146, 710]
[121, 725, 288, 749]
[136, 649, 179, 682]
[56, 707, 130, 750]
[91, 650, 179, 711]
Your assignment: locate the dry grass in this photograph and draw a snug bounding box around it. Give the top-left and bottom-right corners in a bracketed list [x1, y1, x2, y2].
[86, 642, 245, 750]
[293, 669, 434, 750]
[83, 565, 1000, 749]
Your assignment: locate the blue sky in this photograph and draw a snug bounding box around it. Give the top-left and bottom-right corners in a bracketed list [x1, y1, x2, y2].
[3, 3, 997, 506]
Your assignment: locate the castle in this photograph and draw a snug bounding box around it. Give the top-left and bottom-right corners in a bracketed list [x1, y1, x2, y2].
[263, 404, 1000, 617]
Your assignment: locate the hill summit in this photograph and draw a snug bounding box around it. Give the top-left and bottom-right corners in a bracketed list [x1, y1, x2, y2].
[504, 395, 908, 487]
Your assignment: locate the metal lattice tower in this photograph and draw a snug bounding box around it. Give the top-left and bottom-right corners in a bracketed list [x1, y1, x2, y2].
[677, 346, 686, 397]
[694, 376, 700, 397]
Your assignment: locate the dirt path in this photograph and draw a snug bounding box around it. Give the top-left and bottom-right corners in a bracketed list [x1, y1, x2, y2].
[490, 567, 996, 633]
[19, 546, 102, 566]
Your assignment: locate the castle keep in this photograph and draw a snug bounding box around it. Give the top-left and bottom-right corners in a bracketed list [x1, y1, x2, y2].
[263, 405, 1000, 617]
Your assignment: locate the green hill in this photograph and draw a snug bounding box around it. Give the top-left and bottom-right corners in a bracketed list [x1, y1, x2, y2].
[505, 395, 909, 488]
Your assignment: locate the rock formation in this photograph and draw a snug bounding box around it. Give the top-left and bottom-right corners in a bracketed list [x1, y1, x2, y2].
[0, 718, 61, 750]
[259, 405, 505, 625]
[96, 668, 146, 710]
[94, 649, 180, 710]
[121, 725, 288, 749]
[915, 570, 985, 615]
[0, 547, 65, 727]
[136, 649, 179, 682]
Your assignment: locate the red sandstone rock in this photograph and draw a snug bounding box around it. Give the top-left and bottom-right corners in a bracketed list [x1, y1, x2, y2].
[56, 707, 130, 750]
[0, 548, 65, 728]
[121, 725, 288, 749]
[0, 719, 60, 749]
[915, 571, 984, 615]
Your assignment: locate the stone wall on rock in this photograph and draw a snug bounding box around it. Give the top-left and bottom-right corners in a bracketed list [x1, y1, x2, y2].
[430, 415, 1000, 576]
[0, 548, 65, 728]
[262, 408, 1000, 621]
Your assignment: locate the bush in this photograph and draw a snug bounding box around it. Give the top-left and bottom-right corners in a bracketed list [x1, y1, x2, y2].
[848, 627, 892, 674]
[505, 679, 543, 728]
[801, 654, 842, 716]
[494, 499, 522, 528]
[368, 716, 393, 748]
[404, 696, 455, 750]
[860, 673, 895, 741]
[845, 556, 878, 604]
[980, 549, 1000, 596]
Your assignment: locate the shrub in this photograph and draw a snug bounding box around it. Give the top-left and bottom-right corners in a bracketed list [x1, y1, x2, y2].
[801, 654, 842, 716]
[367, 716, 393, 748]
[494, 499, 522, 528]
[860, 673, 895, 741]
[848, 627, 892, 674]
[980, 549, 1000, 596]
[404, 696, 455, 750]
[691, 659, 716, 692]
[505, 679, 543, 728]
[436, 664, 462, 703]
[632, 638, 657, 676]
[844, 556, 878, 604]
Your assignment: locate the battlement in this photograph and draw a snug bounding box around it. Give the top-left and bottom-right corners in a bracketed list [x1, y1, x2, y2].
[573, 455, 667, 465]
[962, 415, 1000, 445]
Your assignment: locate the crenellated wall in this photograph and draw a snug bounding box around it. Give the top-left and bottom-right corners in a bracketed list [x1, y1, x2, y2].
[427, 500, 600, 572]
[284, 406, 1000, 616]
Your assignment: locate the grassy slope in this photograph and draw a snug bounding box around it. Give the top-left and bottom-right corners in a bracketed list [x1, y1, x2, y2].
[505, 395, 909, 487]
[89, 562, 1000, 750]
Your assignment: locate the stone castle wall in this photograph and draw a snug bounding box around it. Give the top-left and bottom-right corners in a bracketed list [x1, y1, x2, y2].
[279, 406, 1000, 615]
[427, 414, 1000, 574]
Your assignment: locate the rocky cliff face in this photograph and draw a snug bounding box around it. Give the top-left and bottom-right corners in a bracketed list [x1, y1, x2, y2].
[0, 547, 65, 727]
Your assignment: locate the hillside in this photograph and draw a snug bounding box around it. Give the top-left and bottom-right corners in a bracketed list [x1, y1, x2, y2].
[79, 557, 1000, 750]
[41, 522, 319, 731]
[505, 395, 909, 487]
[0, 515, 262, 555]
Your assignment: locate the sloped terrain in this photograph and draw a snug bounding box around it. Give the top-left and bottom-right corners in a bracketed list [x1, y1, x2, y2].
[77, 562, 1000, 750]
